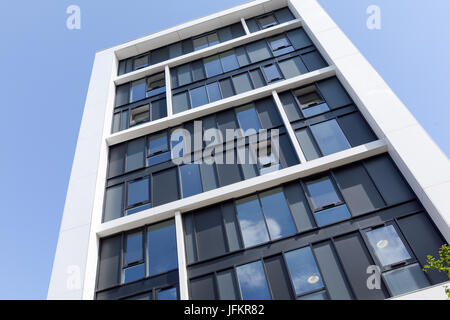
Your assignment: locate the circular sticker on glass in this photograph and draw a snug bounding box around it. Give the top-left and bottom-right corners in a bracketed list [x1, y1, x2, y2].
[377, 239, 389, 249]
[307, 275, 320, 284]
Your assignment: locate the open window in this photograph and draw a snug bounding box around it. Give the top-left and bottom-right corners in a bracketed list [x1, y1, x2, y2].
[294, 85, 329, 117]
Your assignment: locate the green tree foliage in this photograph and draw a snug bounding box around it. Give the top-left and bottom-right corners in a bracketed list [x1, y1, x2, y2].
[423, 244, 450, 298]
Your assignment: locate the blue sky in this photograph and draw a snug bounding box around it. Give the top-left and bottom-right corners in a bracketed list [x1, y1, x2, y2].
[0, 0, 448, 300]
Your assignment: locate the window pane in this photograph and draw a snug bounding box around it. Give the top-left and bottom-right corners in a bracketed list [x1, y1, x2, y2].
[258, 14, 277, 29]
[314, 204, 351, 226]
[285, 247, 324, 296]
[148, 132, 168, 155]
[173, 91, 191, 114]
[190, 86, 209, 108]
[193, 36, 208, 51]
[127, 178, 149, 207]
[158, 287, 178, 300]
[177, 64, 192, 86]
[235, 46, 250, 67]
[246, 40, 272, 63]
[125, 232, 143, 264]
[219, 78, 234, 98]
[217, 270, 239, 300]
[259, 188, 296, 239]
[129, 105, 149, 127]
[184, 214, 197, 264]
[269, 35, 293, 55]
[306, 177, 340, 210]
[126, 138, 145, 172]
[207, 33, 219, 46]
[148, 220, 178, 276]
[104, 184, 124, 222]
[131, 79, 146, 102]
[169, 42, 182, 59]
[134, 55, 149, 70]
[180, 164, 203, 198]
[263, 64, 282, 82]
[249, 69, 266, 88]
[146, 73, 166, 97]
[235, 196, 270, 247]
[123, 263, 145, 283]
[236, 104, 261, 133]
[366, 225, 412, 267]
[295, 128, 321, 161]
[206, 82, 222, 103]
[274, 8, 294, 24]
[236, 261, 271, 300]
[382, 263, 429, 296]
[297, 290, 328, 300]
[278, 57, 307, 79]
[310, 119, 351, 156]
[204, 55, 223, 77]
[220, 50, 239, 72]
[120, 110, 129, 131]
[199, 161, 218, 192]
[232, 73, 253, 94]
[112, 113, 120, 133]
[295, 86, 329, 117]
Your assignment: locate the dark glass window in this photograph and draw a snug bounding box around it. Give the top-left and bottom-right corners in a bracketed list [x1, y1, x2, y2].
[278, 57, 307, 79]
[269, 35, 293, 56]
[173, 91, 191, 114]
[125, 232, 143, 265]
[235, 196, 270, 247]
[246, 40, 272, 63]
[158, 287, 178, 300]
[104, 184, 124, 222]
[204, 55, 223, 77]
[206, 82, 222, 102]
[126, 138, 145, 172]
[219, 78, 234, 98]
[217, 270, 240, 300]
[220, 50, 239, 72]
[249, 69, 266, 88]
[126, 178, 150, 215]
[134, 55, 149, 70]
[131, 79, 146, 102]
[295, 86, 329, 117]
[146, 73, 166, 97]
[123, 264, 145, 283]
[147, 220, 178, 276]
[193, 33, 219, 51]
[236, 261, 271, 300]
[310, 119, 351, 156]
[263, 64, 282, 83]
[190, 86, 209, 108]
[235, 104, 261, 133]
[235, 46, 250, 66]
[382, 263, 429, 296]
[177, 64, 193, 86]
[180, 164, 203, 198]
[148, 133, 170, 166]
[285, 247, 325, 297]
[258, 14, 277, 29]
[232, 73, 253, 94]
[129, 104, 149, 127]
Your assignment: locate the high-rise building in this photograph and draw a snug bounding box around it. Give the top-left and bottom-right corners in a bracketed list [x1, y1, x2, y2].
[48, 0, 450, 300]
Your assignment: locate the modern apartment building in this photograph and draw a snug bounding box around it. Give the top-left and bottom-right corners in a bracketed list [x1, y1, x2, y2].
[48, 0, 450, 300]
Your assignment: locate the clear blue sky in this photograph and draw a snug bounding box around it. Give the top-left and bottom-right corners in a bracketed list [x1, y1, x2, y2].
[0, 0, 448, 300]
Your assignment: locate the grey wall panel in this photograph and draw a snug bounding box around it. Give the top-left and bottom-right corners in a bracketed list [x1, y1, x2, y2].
[222, 202, 243, 251]
[217, 109, 238, 137]
[333, 164, 385, 216]
[279, 91, 302, 122]
[337, 112, 377, 147]
[302, 51, 327, 71]
[97, 235, 122, 291]
[255, 97, 282, 129]
[108, 144, 126, 177]
[284, 182, 315, 232]
[397, 213, 448, 284]
[230, 22, 245, 38]
[278, 134, 299, 167]
[190, 274, 217, 300]
[115, 83, 130, 107]
[317, 77, 352, 110]
[194, 207, 228, 261]
[103, 184, 124, 222]
[264, 255, 294, 300]
[313, 241, 353, 300]
[216, 163, 242, 187]
[286, 28, 312, 50]
[152, 168, 180, 206]
[364, 155, 415, 206]
[334, 232, 389, 300]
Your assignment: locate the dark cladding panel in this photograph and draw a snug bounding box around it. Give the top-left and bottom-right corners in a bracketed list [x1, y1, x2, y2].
[152, 167, 180, 206]
[317, 77, 352, 110]
[190, 274, 217, 300]
[97, 235, 122, 291]
[337, 112, 377, 147]
[264, 255, 294, 300]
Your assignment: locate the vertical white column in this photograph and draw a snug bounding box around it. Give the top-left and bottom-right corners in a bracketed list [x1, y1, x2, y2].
[272, 90, 307, 164]
[240, 17, 250, 35]
[175, 211, 189, 300]
[165, 65, 173, 117]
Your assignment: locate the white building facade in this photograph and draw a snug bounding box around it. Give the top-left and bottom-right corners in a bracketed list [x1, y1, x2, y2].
[48, 0, 450, 300]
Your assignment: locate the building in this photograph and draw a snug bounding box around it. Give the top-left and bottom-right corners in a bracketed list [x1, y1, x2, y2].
[48, 0, 450, 300]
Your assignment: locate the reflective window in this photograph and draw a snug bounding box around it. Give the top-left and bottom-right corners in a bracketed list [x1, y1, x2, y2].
[310, 119, 351, 156]
[204, 55, 223, 77]
[232, 73, 253, 94]
[193, 36, 208, 51]
[148, 133, 170, 166]
[259, 188, 296, 239]
[129, 105, 149, 127]
[134, 55, 149, 70]
[146, 73, 166, 97]
[249, 69, 266, 88]
[220, 50, 239, 72]
[278, 57, 306, 79]
[235, 46, 250, 66]
[295, 86, 329, 117]
[158, 287, 178, 300]
[306, 177, 340, 210]
[382, 263, 429, 296]
[173, 91, 191, 113]
[269, 35, 293, 56]
[169, 42, 182, 59]
[127, 178, 150, 208]
[217, 270, 240, 300]
[123, 263, 145, 283]
[147, 220, 178, 276]
[125, 232, 143, 265]
[314, 204, 351, 226]
[104, 184, 124, 222]
[235, 196, 270, 247]
[366, 225, 412, 267]
[131, 79, 146, 102]
[126, 138, 145, 172]
[236, 104, 261, 133]
[263, 64, 282, 83]
[258, 14, 277, 29]
[177, 64, 192, 86]
[236, 261, 271, 300]
[190, 86, 209, 108]
[285, 247, 324, 296]
[180, 164, 203, 198]
[246, 40, 272, 63]
[297, 290, 328, 300]
[206, 82, 222, 103]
